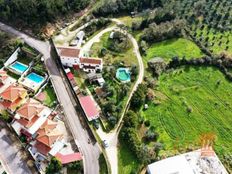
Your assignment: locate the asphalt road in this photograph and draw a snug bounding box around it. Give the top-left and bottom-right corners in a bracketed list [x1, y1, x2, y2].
[0, 22, 100, 174]
[0, 123, 32, 174]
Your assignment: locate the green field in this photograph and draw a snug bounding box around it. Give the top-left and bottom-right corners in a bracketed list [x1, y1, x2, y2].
[142, 66, 232, 156]
[144, 38, 204, 63]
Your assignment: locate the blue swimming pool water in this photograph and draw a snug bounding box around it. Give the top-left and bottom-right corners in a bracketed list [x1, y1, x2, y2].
[116, 68, 131, 82]
[10, 62, 28, 73]
[26, 73, 44, 83]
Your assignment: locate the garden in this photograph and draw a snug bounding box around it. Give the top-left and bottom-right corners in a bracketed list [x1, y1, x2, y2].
[36, 81, 57, 108]
[84, 30, 139, 129]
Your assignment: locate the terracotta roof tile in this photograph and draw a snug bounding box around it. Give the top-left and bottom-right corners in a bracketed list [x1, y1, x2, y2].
[57, 47, 80, 58]
[17, 115, 40, 128]
[0, 85, 27, 102]
[36, 119, 62, 147]
[80, 58, 102, 65]
[16, 98, 44, 120]
[34, 141, 51, 156]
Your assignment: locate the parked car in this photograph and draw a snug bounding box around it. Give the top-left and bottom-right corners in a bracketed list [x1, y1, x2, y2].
[102, 140, 109, 148]
[93, 119, 100, 129]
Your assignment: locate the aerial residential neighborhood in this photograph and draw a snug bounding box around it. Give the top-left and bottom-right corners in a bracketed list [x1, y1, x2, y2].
[0, 0, 232, 174]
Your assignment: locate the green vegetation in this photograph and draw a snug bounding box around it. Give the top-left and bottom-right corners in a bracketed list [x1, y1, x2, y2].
[43, 84, 57, 107]
[0, 110, 11, 122]
[0, 0, 91, 32]
[89, 31, 138, 128]
[93, 0, 162, 17]
[91, 32, 138, 66]
[118, 139, 141, 174]
[67, 161, 83, 174]
[46, 157, 62, 174]
[0, 31, 21, 67]
[142, 66, 232, 156]
[162, 0, 232, 55]
[6, 71, 21, 80]
[99, 154, 108, 174]
[144, 38, 204, 63]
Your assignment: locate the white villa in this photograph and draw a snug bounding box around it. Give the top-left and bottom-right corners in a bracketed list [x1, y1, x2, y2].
[56, 46, 103, 73]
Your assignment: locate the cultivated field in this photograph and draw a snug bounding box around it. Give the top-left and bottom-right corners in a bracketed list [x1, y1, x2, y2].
[142, 66, 232, 156]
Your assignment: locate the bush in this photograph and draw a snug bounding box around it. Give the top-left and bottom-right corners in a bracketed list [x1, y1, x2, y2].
[144, 120, 150, 127]
[124, 110, 138, 128]
[0, 111, 11, 122]
[130, 84, 147, 110]
[46, 157, 62, 174]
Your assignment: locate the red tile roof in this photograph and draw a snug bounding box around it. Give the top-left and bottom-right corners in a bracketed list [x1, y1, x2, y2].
[57, 47, 80, 58]
[36, 119, 61, 147]
[80, 58, 102, 65]
[67, 72, 74, 80]
[17, 115, 40, 128]
[16, 98, 44, 120]
[0, 85, 27, 102]
[35, 141, 51, 156]
[55, 152, 82, 164]
[1, 97, 23, 111]
[79, 96, 99, 120]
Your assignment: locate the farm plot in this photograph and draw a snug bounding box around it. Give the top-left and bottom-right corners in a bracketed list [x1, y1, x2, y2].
[142, 66, 232, 156]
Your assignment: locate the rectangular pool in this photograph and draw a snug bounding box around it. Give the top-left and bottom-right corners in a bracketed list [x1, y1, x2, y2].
[26, 73, 44, 84]
[10, 61, 28, 74]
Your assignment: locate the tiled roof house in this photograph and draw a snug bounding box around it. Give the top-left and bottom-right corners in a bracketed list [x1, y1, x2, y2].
[0, 84, 28, 113]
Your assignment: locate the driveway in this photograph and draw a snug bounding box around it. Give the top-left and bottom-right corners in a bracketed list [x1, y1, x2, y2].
[0, 122, 33, 174]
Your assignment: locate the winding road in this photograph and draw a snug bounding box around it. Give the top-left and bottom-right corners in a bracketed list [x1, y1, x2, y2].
[0, 22, 100, 174]
[81, 18, 144, 174]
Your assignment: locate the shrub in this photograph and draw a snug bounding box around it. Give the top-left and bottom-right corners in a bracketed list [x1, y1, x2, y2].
[144, 120, 150, 127]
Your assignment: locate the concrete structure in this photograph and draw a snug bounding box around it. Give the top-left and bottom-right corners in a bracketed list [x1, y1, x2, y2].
[80, 58, 103, 73]
[57, 46, 103, 73]
[57, 47, 81, 67]
[0, 70, 16, 93]
[147, 149, 228, 174]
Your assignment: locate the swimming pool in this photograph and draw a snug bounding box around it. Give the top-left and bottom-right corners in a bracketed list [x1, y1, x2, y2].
[116, 68, 131, 83]
[26, 73, 44, 83]
[10, 61, 28, 74]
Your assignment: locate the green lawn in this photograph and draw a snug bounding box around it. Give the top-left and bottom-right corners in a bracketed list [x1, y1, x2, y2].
[118, 140, 141, 174]
[43, 85, 57, 107]
[144, 38, 204, 63]
[142, 66, 232, 157]
[91, 32, 138, 66]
